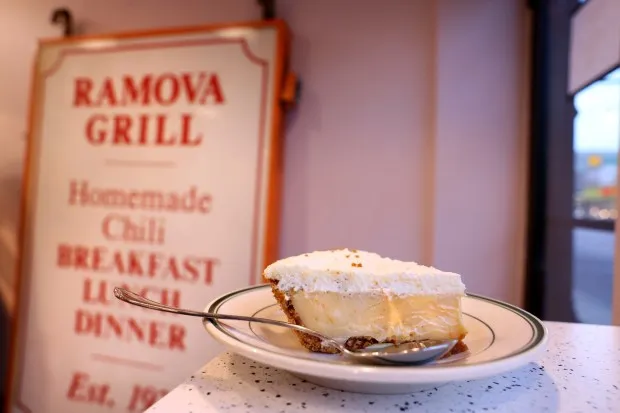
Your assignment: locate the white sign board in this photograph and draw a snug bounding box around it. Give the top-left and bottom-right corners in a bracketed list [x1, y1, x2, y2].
[7, 20, 289, 413]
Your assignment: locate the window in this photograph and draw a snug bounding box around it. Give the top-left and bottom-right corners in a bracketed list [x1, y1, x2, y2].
[573, 68, 620, 223]
[571, 67, 620, 325]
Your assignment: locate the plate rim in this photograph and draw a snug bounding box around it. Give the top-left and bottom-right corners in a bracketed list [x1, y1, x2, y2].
[203, 284, 549, 383]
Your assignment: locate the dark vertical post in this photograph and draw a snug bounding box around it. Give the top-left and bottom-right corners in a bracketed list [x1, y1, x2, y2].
[524, 0, 577, 321]
[524, 0, 549, 317]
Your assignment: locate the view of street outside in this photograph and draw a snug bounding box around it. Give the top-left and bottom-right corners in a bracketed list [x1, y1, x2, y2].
[572, 67, 620, 325]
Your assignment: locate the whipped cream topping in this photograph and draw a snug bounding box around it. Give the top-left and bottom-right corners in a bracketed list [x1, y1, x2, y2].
[263, 248, 466, 295]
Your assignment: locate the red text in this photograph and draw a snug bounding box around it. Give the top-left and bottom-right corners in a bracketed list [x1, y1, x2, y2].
[66, 372, 113, 407]
[127, 385, 168, 412]
[74, 309, 186, 351]
[74, 72, 225, 107]
[82, 278, 181, 309]
[102, 214, 166, 245]
[84, 113, 202, 146]
[68, 181, 212, 215]
[57, 244, 219, 285]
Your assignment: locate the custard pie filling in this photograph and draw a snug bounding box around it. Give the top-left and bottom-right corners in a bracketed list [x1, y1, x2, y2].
[289, 291, 467, 343]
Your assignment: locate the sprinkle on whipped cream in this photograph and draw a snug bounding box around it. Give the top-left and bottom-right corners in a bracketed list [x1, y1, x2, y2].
[263, 248, 466, 296]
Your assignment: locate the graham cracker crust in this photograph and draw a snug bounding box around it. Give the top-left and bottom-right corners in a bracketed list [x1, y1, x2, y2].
[269, 280, 468, 358]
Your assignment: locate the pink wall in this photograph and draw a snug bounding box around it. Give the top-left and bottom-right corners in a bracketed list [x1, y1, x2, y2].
[432, 0, 531, 301]
[277, 0, 436, 261]
[0, 0, 530, 313]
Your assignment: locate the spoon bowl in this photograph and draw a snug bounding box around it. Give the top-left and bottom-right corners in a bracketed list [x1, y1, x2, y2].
[113, 287, 457, 366]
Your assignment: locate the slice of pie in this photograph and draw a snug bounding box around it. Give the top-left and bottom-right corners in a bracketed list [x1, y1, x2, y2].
[263, 248, 468, 357]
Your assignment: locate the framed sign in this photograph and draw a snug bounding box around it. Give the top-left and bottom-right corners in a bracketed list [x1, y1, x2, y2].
[6, 19, 290, 413]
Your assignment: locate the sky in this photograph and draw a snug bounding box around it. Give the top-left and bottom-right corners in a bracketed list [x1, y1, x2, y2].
[574, 68, 620, 153]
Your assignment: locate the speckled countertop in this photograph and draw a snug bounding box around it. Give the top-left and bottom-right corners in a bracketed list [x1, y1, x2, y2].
[146, 322, 620, 412]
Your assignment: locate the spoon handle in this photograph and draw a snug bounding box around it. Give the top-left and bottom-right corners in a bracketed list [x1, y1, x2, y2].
[113, 287, 340, 348]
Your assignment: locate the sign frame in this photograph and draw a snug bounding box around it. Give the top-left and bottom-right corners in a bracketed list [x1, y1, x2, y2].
[5, 18, 290, 413]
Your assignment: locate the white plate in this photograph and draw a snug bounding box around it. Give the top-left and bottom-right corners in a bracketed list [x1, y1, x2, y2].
[204, 284, 548, 394]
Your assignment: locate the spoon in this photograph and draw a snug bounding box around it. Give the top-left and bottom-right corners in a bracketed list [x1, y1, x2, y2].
[113, 287, 457, 366]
